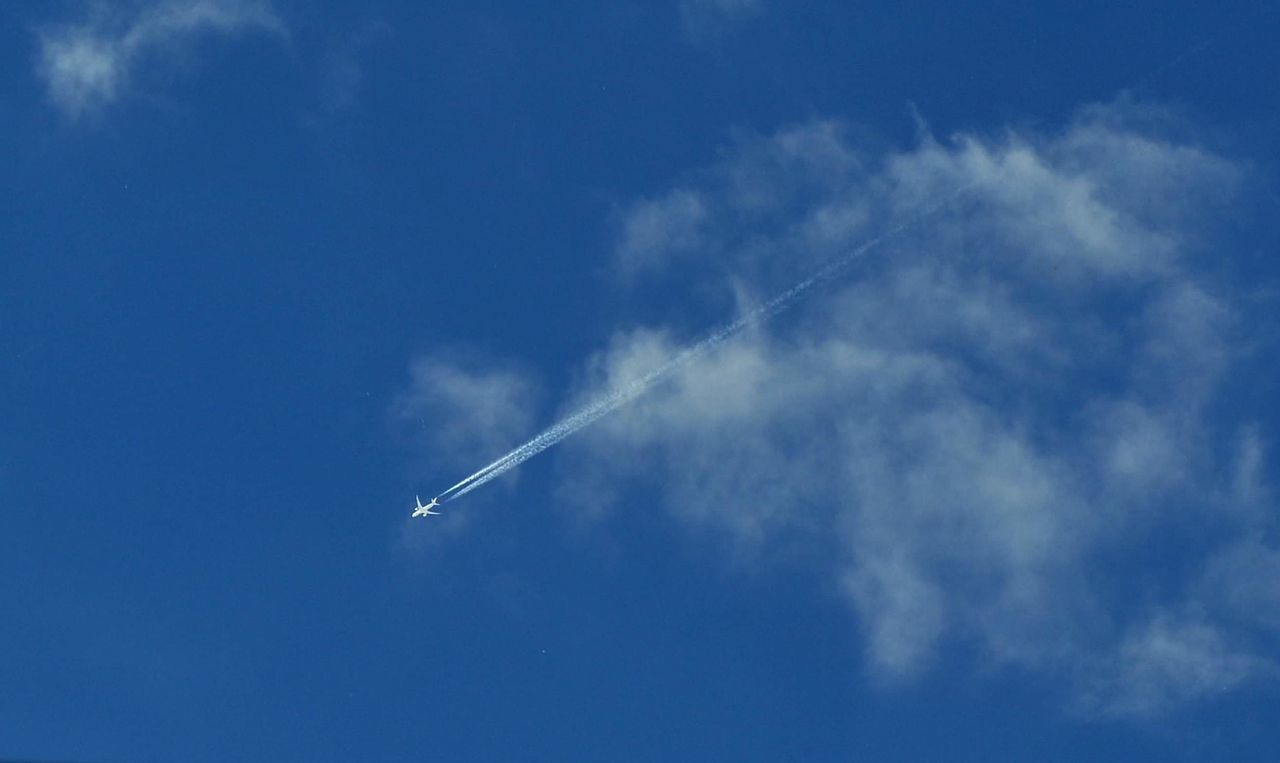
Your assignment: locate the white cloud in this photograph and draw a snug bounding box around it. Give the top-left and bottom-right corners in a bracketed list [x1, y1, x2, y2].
[1202, 538, 1280, 633]
[842, 552, 948, 677]
[550, 103, 1277, 715]
[612, 120, 868, 286]
[36, 0, 284, 119]
[391, 357, 542, 549]
[393, 356, 540, 483]
[615, 190, 708, 276]
[1097, 616, 1273, 718]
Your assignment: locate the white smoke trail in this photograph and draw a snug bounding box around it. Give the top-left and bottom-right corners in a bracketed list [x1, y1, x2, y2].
[436, 186, 971, 502]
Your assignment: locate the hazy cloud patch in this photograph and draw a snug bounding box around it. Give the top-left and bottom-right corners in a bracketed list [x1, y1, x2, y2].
[318, 20, 391, 113]
[678, 0, 765, 42]
[561, 101, 1277, 715]
[36, 0, 285, 119]
[394, 356, 541, 484]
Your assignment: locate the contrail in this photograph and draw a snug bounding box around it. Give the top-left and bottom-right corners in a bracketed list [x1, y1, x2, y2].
[435, 186, 971, 502]
[427, 3, 1270, 506]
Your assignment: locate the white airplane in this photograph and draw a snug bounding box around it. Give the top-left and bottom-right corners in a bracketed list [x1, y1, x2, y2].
[412, 496, 441, 517]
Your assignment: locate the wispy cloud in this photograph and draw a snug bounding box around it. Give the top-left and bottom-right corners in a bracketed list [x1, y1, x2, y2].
[391, 356, 542, 548]
[615, 190, 708, 277]
[549, 101, 1277, 715]
[393, 356, 541, 494]
[678, 0, 764, 42]
[35, 0, 285, 119]
[319, 20, 390, 113]
[1095, 616, 1275, 717]
[390, 100, 1275, 715]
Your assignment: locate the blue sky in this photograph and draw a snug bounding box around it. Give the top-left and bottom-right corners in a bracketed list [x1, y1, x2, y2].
[3, 1, 1279, 760]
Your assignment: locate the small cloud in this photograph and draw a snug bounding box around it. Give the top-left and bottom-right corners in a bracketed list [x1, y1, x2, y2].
[391, 356, 542, 552]
[1095, 616, 1272, 718]
[843, 554, 947, 679]
[319, 20, 391, 113]
[615, 189, 708, 276]
[678, 0, 764, 42]
[1201, 538, 1280, 633]
[392, 355, 541, 491]
[612, 120, 866, 282]
[35, 0, 285, 120]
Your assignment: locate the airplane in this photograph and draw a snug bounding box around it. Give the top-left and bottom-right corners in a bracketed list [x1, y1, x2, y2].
[412, 495, 441, 517]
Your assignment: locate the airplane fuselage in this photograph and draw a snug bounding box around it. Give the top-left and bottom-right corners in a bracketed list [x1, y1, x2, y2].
[413, 496, 442, 517]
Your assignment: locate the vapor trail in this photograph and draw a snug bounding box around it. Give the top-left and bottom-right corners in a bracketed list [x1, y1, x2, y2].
[436, 187, 970, 502]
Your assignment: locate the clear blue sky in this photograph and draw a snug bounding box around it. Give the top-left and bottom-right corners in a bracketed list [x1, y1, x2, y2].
[3, 1, 1279, 760]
